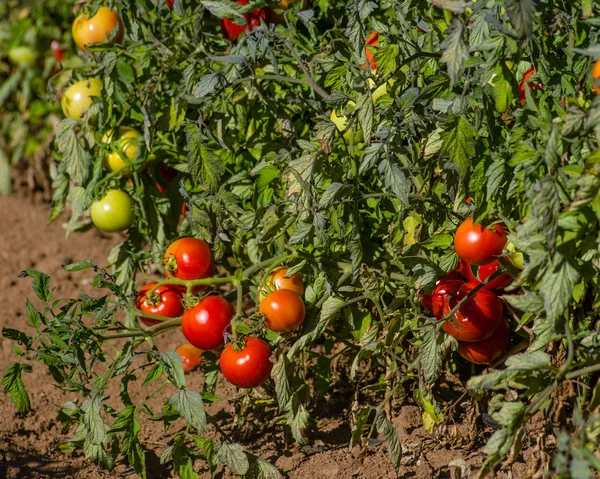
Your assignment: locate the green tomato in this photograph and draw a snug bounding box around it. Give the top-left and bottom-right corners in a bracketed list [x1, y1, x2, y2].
[330, 101, 363, 143]
[368, 76, 396, 103]
[506, 241, 524, 270]
[7, 46, 38, 67]
[61, 78, 103, 120]
[90, 189, 135, 232]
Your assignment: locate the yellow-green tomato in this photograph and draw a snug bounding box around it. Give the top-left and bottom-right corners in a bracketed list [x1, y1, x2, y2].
[367, 76, 396, 103]
[90, 189, 135, 233]
[330, 101, 363, 143]
[101, 127, 142, 174]
[61, 78, 102, 119]
[506, 241, 524, 270]
[7, 46, 38, 67]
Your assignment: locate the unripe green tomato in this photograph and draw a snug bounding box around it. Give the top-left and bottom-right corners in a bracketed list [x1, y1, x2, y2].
[101, 127, 142, 174]
[7, 46, 38, 67]
[330, 101, 363, 143]
[90, 189, 135, 232]
[61, 78, 103, 120]
[367, 74, 396, 103]
[506, 241, 524, 270]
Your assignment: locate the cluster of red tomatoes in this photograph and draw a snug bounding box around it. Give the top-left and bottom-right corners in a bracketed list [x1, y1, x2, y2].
[135, 237, 307, 388]
[421, 217, 521, 365]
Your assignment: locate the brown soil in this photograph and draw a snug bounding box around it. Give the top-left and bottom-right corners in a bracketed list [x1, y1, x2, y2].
[0, 194, 533, 479]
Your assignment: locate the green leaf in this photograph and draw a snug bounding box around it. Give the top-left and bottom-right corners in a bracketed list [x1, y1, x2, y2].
[19, 270, 52, 302]
[2, 362, 32, 414]
[378, 157, 409, 205]
[160, 350, 187, 389]
[418, 326, 443, 383]
[505, 0, 536, 40]
[110, 405, 146, 479]
[217, 443, 250, 475]
[440, 18, 469, 86]
[539, 254, 580, 327]
[55, 119, 91, 186]
[169, 390, 207, 432]
[442, 115, 476, 177]
[375, 410, 402, 470]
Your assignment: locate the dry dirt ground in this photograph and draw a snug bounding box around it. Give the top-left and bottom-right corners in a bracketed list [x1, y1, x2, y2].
[0, 193, 534, 479]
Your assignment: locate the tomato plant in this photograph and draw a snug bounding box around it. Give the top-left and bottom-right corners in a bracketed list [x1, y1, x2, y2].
[90, 189, 135, 232]
[440, 282, 504, 342]
[260, 289, 305, 333]
[457, 318, 511, 365]
[220, 0, 266, 42]
[61, 78, 103, 120]
[72, 6, 124, 53]
[181, 295, 233, 350]
[454, 217, 507, 266]
[3, 1, 600, 478]
[220, 337, 273, 388]
[175, 343, 204, 373]
[458, 259, 513, 291]
[136, 282, 184, 327]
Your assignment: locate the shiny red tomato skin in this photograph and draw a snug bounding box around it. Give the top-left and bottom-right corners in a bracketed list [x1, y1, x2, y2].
[431, 279, 463, 319]
[220, 337, 273, 388]
[422, 271, 461, 314]
[164, 237, 213, 281]
[441, 282, 503, 342]
[458, 318, 510, 364]
[459, 260, 513, 291]
[181, 296, 233, 350]
[259, 289, 305, 333]
[454, 217, 507, 266]
[220, 0, 266, 42]
[136, 283, 184, 327]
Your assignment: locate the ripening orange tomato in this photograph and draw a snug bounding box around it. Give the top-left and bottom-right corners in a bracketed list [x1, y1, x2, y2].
[257, 267, 304, 302]
[260, 289, 305, 333]
[175, 343, 203, 373]
[72, 7, 124, 53]
[363, 31, 379, 71]
[593, 59, 600, 95]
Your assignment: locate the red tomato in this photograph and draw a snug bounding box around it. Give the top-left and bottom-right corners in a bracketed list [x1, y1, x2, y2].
[421, 270, 461, 314]
[136, 283, 184, 327]
[175, 343, 203, 372]
[181, 295, 232, 350]
[519, 66, 544, 106]
[220, 0, 266, 42]
[362, 31, 379, 71]
[459, 260, 513, 291]
[164, 237, 213, 281]
[166, 0, 174, 6]
[260, 289, 305, 333]
[220, 337, 273, 388]
[431, 279, 464, 319]
[454, 217, 507, 266]
[50, 40, 64, 62]
[441, 282, 503, 342]
[457, 318, 510, 364]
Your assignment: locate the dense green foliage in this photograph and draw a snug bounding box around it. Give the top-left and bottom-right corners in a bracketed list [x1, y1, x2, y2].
[3, 0, 600, 477]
